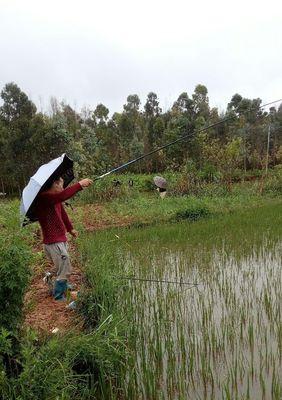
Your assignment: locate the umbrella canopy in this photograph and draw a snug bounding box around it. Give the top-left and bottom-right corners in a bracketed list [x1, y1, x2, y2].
[20, 153, 74, 225]
[153, 176, 167, 189]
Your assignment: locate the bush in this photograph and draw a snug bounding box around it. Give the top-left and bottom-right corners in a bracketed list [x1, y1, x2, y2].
[173, 206, 211, 222]
[263, 166, 282, 195]
[0, 240, 32, 332]
[0, 317, 126, 400]
[198, 163, 221, 183]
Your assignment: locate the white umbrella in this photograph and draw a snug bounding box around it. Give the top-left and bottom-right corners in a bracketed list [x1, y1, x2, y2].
[20, 153, 74, 225]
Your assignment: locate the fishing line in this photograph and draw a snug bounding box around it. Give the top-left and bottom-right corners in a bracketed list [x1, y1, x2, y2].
[94, 98, 282, 181]
[114, 275, 202, 287]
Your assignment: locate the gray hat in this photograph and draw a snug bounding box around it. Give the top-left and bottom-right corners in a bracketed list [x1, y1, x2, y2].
[153, 176, 167, 189]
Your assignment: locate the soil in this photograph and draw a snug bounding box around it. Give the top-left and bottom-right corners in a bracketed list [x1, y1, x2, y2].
[24, 240, 84, 334]
[82, 204, 133, 231]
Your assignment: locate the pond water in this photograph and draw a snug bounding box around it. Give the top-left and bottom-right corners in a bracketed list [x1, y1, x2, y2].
[114, 206, 282, 399]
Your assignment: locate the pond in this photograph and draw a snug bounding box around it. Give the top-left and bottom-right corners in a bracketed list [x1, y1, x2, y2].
[83, 203, 282, 399]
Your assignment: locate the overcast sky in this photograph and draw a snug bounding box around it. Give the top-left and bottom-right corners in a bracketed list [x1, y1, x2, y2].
[0, 0, 281, 115]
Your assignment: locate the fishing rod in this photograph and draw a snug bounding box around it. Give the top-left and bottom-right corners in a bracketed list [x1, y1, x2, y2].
[93, 98, 282, 181]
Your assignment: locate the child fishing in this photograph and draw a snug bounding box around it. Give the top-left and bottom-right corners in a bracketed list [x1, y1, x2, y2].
[35, 176, 92, 300]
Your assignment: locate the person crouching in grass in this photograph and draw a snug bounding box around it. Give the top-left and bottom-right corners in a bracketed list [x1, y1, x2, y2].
[35, 176, 92, 301]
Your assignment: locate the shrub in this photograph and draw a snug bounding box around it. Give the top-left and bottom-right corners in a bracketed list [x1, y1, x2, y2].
[198, 163, 221, 183]
[263, 166, 282, 195]
[173, 206, 211, 222]
[0, 239, 32, 332]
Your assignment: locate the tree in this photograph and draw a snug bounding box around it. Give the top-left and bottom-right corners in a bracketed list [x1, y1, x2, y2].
[0, 83, 37, 188]
[123, 94, 140, 114]
[144, 92, 162, 118]
[62, 103, 82, 139]
[93, 103, 109, 124]
[118, 95, 146, 168]
[192, 84, 210, 119]
[91, 104, 115, 170]
[227, 93, 243, 111]
[172, 92, 194, 116]
[201, 135, 243, 190]
[0, 82, 36, 124]
[143, 93, 164, 170]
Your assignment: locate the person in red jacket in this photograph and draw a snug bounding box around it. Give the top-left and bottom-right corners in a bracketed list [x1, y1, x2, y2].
[36, 176, 92, 300]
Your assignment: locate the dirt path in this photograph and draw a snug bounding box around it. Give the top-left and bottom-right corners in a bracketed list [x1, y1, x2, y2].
[24, 240, 83, 333]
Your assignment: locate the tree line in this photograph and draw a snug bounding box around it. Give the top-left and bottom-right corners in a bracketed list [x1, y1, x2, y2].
[0, 82, 281, 194]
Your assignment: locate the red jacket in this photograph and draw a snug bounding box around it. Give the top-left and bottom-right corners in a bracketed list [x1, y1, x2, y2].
[36, 182, 82, 244]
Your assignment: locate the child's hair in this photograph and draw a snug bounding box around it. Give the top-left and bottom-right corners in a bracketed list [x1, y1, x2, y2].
[45, 175, 62, 190]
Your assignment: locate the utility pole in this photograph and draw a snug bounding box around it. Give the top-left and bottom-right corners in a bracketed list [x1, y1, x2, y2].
[265, 124, 271, 176]
[244, 124, 247, 176]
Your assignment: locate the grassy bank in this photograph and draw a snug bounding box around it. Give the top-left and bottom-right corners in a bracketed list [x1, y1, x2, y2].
[74, 173, 282, 230]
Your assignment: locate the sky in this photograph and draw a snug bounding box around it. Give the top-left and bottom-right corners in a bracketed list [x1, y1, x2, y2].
[0, 0, 281, 115]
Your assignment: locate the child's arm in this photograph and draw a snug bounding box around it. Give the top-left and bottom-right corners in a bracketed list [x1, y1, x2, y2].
[61, 204, 73, 232]
[40, 182, 82, 204]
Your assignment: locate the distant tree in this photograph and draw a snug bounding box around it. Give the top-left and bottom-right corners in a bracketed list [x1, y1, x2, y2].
[91, 103, 114, 170]
[192, 84, 210, 119]
[0, 82, 36, 124]
[143, 92, 164, 170]
[123, 94, 141, 114]
[227, 93, 243, 111]
[93, 103, 109, 124]
[144, 92, 162, 117]
[0, 83, 37, 188]
[62, 103, 82, 139]
[118, 95, 145, 168]
[172, 92, 194, 116]
[269, 105, 282, 165]
[201, 135, 243, 190]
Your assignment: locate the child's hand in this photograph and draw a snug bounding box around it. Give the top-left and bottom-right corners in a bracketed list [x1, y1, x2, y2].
[70, 229, 78, 238]
[79, 178, 93, 188]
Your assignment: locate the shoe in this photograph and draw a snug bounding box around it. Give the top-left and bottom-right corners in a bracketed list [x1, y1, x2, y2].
[43, 272, 54, 295]
[53, 279, 68, 301]
[66, 301, 76, 310]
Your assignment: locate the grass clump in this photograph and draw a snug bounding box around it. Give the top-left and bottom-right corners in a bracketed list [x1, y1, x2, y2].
[1, 318, 126, 400]
[173, 205, 211, 221]
[0, 201, 34, 334]
[0, 240, 32, 332]
[262, 165, 282, 195]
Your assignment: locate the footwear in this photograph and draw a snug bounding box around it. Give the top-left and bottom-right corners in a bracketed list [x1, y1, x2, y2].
[53, 279, 68, 301]
[43, 271, 54, 295]
[66, 301, 76, 310]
